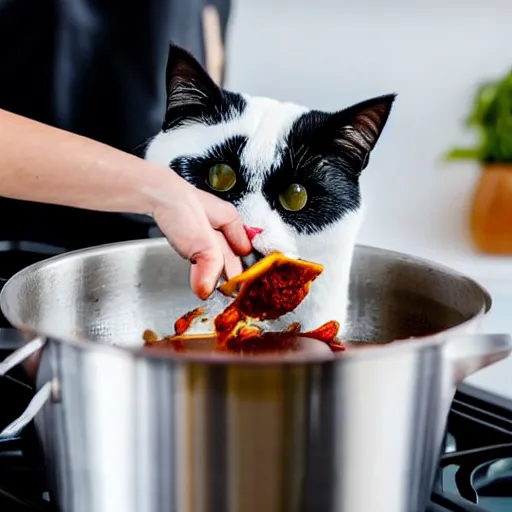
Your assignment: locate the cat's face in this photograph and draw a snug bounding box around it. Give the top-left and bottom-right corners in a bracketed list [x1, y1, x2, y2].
[146, 44, 394, 263]
[145, 44, 395, 329]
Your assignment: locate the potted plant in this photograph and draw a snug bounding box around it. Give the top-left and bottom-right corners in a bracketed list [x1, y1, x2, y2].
[446, 68, 512, 254]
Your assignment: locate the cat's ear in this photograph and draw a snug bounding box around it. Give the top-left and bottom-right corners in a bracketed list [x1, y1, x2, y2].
[331, 94, 396, 171]
[163, 43, 222, 129]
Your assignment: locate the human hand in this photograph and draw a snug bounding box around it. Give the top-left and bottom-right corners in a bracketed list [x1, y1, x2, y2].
[143, 173, 251, 300]
[0, 109, 249, 298]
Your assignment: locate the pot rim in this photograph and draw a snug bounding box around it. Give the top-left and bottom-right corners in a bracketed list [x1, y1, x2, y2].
[0, 238, 492, 365]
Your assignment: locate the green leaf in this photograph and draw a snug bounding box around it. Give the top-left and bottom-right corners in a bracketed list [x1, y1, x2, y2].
[467, 81, 499, 127]
[446, 67, 512, 164]
[445, 147, 480, 161]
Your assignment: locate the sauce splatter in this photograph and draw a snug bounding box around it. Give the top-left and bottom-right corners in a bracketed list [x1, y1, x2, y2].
[303, 321, 345, 352]
[143, 329, 159, 343]
[174, 307, 205, 335]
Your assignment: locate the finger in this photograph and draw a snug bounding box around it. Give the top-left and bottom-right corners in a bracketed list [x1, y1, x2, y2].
[198, 190, 251, 256]
[189, 247, 224, 299]
[215, 231, 243, 280]
[153, 201, 224, 299]
[220, 215, 252, 257]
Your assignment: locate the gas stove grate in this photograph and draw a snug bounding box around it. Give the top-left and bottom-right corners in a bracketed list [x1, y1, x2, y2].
[440, 443, 512, 503]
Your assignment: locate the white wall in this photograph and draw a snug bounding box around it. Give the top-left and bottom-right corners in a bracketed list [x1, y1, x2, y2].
[225, 0, 512, 397]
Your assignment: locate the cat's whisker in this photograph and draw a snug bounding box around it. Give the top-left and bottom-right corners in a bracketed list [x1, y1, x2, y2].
[289, 145, 295, 169]
[295, 144, 308, 170]
[300, 154, 317, 169]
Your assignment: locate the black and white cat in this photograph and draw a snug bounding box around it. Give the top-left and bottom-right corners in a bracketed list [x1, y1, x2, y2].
[145, 44, 395, 332]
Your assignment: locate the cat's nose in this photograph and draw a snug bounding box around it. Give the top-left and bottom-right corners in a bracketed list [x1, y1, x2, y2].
[244, 225, 264, 242]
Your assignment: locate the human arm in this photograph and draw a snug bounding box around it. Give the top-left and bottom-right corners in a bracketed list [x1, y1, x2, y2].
[0, 108, 251, 298]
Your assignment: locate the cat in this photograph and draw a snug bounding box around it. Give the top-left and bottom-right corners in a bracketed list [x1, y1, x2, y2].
[145, 43, 395, 333]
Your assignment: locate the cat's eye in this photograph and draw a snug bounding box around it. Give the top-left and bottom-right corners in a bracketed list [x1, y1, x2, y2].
[279, 183, 308, 211]
[208, 164, 236, 191]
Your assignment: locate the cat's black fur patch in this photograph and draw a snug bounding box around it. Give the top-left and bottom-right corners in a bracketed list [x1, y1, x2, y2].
[163, 43, 246, 131]
[262, 113, 362, 234]
[262, 96, 394, 234]
[170, 135, 250, 205]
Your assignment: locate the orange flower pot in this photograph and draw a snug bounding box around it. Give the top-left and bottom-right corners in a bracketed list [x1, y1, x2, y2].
[471, 164, 512, 254]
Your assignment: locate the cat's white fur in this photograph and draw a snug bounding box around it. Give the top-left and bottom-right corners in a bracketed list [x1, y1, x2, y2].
[145, 96, 363, 332]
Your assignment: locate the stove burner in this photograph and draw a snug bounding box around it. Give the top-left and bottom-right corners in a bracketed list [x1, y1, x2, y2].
[441, 445, 512, 503]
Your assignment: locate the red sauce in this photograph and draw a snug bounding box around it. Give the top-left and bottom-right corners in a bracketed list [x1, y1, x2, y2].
[303, 321, 345, 352]
[225, 331, 306, 354]
[236, 262, 320, 320]
[214, 304, 245, 347]
[143, 253, 345, 354]
[211, 253, 324, 346]
[174, 307, 205, 335]
[285, 322, 301, 334]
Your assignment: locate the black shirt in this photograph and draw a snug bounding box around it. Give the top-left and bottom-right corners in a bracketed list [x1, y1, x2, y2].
[0, 0, 210, 151]
[0, 0, 215, 254]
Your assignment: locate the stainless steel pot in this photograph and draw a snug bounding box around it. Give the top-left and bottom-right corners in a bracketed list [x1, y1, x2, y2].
[0, 238, 510, 512]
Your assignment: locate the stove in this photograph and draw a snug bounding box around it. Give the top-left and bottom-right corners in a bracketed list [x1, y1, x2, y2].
[0, 206, 510, 511]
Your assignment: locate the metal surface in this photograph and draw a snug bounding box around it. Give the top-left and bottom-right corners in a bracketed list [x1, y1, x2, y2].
[0, 238, 511, 512]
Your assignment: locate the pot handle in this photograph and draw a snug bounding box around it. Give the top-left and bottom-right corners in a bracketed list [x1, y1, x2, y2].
[0, 336, 52, 440]
[445, 333, 512, 383]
